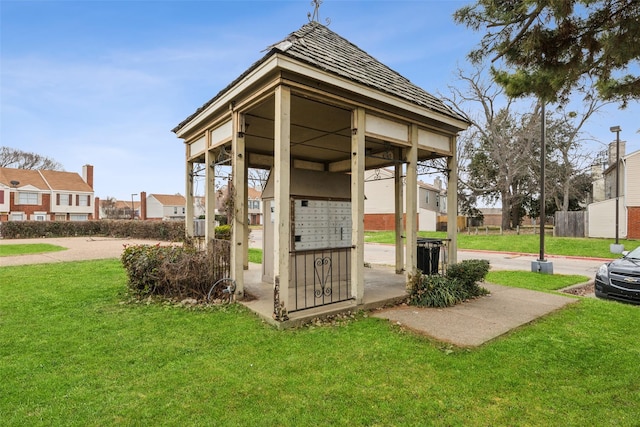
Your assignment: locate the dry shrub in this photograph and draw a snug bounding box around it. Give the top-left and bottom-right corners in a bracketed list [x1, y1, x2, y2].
[121, 241, 231, 301]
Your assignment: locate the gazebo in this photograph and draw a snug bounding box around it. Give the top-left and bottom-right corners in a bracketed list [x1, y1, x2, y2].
[173, 22, 468, 323]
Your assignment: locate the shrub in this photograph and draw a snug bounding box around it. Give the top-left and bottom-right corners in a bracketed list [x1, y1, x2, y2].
[407, 259, 490, 308]
[120, 242, 231, 301]
[446, 259, 490, 297]
[215, 224, 232, 240]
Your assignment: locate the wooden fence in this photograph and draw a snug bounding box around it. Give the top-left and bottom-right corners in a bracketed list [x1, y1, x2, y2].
[554, 211, 587, 237]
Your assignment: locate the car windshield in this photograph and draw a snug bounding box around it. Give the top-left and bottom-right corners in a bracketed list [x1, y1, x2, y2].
[624, 246, 640, 259]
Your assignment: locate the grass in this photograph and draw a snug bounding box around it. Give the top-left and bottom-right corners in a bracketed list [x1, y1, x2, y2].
[2, 260, 639, 426]
[365, 231, 638, 259]
[487, 271, 589, 292]
[0, 243, 66, 257]
[248, 248, 262, 264]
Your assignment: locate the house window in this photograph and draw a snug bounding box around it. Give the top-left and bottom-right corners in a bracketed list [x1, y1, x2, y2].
[11, 212, 25, 221]
[78, 195, 89, 206]
[436, 195, 440, 208]
[59, 194, 71, 206]
[70, 214, 88, 221]
[34, 214, 46, 221]
[182, 207, 185, 214]
[425, 192, 429, 204]
[0, 189, 4, 204]
[174, 207, 178, 214]
[55, 214, 67, 221]
[18, 192, 38, 205]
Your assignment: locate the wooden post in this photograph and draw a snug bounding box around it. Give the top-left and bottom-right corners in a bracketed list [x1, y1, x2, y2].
[394, 148, 404, 274]
[185, 158, 195, 239]
[205, 147, 216, 248]
[351, 107, 365, 303]
[447, 137, 458, 265]
[405, 125, 418, 274]
[231, 111, 246, 297]
[274, 86, 291, 312]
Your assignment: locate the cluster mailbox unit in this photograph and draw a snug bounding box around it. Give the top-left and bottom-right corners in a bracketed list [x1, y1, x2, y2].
[262, 168, 352, 306]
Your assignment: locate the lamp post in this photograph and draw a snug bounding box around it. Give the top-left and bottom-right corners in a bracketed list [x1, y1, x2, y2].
[609, 126, 622, 252]
[131, 193, 137, 220]
[531, 101, 553, 274]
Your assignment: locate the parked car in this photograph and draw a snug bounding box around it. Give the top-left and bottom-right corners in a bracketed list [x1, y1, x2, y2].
[595, 246, 640, 304]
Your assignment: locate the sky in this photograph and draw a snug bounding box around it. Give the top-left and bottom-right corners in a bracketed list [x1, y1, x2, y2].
[1, 0, 638, 201]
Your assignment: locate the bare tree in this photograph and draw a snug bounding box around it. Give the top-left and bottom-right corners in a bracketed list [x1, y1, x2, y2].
[0, 146, 64, 170]
[441, 66, 538, 229]
[543, 91, 611, 212]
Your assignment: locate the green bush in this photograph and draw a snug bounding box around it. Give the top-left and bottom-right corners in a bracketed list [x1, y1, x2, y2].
[215, 224, 232, 240]
[407, 259, 490, 308]
[120, 243, 231, 301]
[446, 259, 490, 297]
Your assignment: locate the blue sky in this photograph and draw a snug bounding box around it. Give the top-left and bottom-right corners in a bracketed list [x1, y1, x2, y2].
[1, 0, 638, 200]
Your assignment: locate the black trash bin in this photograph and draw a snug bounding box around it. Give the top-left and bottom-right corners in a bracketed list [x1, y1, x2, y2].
[416, 238, 442, 275]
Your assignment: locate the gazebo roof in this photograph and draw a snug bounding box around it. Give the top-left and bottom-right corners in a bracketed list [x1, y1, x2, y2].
[173, 22, 465, 133]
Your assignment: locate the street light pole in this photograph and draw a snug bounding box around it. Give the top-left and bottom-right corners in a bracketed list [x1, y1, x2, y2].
[610, 126, 621, 247]
[131, 193, 137, 220]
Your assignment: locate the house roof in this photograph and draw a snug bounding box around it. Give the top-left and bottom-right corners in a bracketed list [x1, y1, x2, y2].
[150, 194, 186, 206]
[173, 22, 465, 133]
[0, 167, 92, 192]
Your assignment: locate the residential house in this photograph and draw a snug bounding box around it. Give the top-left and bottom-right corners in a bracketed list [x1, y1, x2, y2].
[216, 185, 263, 225]
[588, 141, 640, 239]
[145, 193, 187, 221]
[98, 199, 140, 219]
[364, 168, 445, 231]
[0, 165, 94, 221]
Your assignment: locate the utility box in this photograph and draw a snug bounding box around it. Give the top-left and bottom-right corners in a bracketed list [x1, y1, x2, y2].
[262, 168, 352, 286]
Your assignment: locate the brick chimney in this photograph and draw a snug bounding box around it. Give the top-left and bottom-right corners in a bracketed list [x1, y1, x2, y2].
[82, 164, 94, 189]
[94, 197, 100, 220]
[140, 191, 147, 220]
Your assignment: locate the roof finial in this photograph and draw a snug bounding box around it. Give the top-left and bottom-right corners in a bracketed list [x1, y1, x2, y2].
[307, 0, 330, 26]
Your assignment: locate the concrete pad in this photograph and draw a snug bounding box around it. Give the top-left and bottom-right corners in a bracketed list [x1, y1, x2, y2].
[372, 283, 578, 347]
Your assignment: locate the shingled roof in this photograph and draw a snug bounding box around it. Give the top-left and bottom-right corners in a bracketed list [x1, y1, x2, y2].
[173, 22, 464, 133]
[0, 168, 92, 192]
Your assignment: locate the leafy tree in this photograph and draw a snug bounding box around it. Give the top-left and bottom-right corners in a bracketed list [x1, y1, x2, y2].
[0, 146, 63, 170]
[455, 0, 640, 105]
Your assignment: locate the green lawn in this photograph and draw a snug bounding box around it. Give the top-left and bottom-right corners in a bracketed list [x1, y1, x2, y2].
[0, 243, 66, 257]
[365, 231, 638, 259]
[2, 260, 639, 426]
[487, 271, 589, 292]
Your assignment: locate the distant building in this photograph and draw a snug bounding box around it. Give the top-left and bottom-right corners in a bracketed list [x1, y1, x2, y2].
[363, 168, 445, 231]
[216, 185, 263, 225]
[145, 193, 187, 221]
[588, 141, 640, 239]
[0, 165, 95, 221]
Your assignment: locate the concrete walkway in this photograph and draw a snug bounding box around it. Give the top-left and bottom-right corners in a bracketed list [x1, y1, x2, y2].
[372, 284, 578, 347]
[2, 236, 592, 346]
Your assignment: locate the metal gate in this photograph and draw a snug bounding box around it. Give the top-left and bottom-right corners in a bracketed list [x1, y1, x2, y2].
[287, 247, 353, 313]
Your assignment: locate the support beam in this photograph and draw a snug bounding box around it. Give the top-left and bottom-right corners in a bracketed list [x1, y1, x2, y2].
[205, 149, 216, 247]
[447, 137, 458, 265]
[351, 107, 366, 303]
[405, 125, 418, 275]
[394, 148, 404, 274]
[244, 159, 249, 270]
[185, 158, 195, 238]
[231, 112, 246, 297]
[274, 85, 291, 314]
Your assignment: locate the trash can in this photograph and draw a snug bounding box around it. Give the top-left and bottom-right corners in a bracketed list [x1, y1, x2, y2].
[417, 238, 442, 275]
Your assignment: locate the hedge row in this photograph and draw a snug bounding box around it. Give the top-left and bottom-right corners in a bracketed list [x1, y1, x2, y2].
[0, 220, 186, 241]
